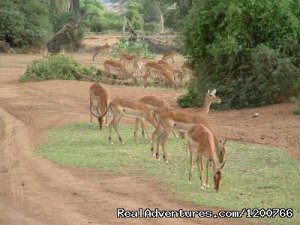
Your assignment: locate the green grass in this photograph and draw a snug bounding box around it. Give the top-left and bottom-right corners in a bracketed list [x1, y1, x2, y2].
[37, 123, 300, 225]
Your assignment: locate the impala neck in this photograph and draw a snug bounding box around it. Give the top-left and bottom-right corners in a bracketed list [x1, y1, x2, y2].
[200, 96, 211, 116]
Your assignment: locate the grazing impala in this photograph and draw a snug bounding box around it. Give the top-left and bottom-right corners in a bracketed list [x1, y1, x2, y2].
[103, 59, 137, 85]
[143, 61, 177, 90]
[158, 59, 182, 83]
[108, 98, 156, 144]
[119, 53, 137, 68]
[92, 43, 112, 61]
[187, 125, 227, 192]
[151, 90, 223, 162]
[89, 83, 111, 130]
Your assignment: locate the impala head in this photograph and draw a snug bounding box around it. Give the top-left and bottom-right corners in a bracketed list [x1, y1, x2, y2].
[216, 139, 227, 163]
[98, 116, 104, 130]
[213, 160, 227, 192]
[206, 89, 221, 104]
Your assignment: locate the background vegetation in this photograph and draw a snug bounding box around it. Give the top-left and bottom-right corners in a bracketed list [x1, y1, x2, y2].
[1, 0, 300, 110]
[178, 0, 300, 109]
[37, 123, 300, 225]
[20, 54, 98, 82]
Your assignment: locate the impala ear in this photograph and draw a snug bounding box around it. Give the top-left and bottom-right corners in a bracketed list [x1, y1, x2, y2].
[207, 89, 210, 94]
[212, 89, 217, 94]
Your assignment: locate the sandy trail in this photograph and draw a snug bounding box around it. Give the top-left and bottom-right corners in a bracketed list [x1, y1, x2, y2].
[1, 52, 299, 225]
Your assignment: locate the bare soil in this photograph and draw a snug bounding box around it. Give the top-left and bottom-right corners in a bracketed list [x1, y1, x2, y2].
[0, 51, 299, 225]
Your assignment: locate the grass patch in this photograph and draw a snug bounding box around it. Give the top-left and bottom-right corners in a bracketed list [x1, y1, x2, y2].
[37, 123, 299, 225]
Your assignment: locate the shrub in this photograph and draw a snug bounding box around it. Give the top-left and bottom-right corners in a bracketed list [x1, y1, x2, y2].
[111, 38, 155, 59]
[0, 0, 52, 47]
[179, 0, 300, 109]
[20, 54, 98, 82]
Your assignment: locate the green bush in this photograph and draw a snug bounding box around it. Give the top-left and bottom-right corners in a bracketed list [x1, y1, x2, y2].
[179, 0, 300, 109]
[0, 0, 52, 47]
[111, 38, 155, 59]
[80, 0, 122, 32]
[20, 54, 98, 82]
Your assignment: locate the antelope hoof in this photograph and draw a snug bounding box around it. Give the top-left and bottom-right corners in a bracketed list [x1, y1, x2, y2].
[200, 186, 205, 190]
[206, 184, 210, 188]
[165, 160, 169, 164]
[188, 181, 192, 185]
[89, 123, 92, 126]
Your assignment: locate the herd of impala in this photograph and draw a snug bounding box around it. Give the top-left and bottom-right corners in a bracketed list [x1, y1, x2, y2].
[88, 43, 228, 192]
[92, 43, 193, 89]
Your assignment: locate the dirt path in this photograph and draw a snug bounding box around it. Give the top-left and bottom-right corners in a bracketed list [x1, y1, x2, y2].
[0, 53, 299, 225]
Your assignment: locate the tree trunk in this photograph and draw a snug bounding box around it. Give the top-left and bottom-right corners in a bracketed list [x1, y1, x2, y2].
[69, 0, 80, 18]
[158, 8, 165, 33]
[122, 16, 127, 36]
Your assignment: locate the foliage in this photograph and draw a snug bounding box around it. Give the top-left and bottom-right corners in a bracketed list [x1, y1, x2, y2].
[37, 123, 300, 225]
[179, 0, 300, 109]
[290, 96, 300, 115]
[126, 1, 144, 30]
[80, 0, 122, 32]
[20, 54, 97, 82]
[0, 0, 52, 47]
[111, 38, 155, 59]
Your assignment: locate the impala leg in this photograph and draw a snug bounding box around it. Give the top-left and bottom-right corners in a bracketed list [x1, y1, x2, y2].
[143, 70, 150, 88]
[134, 118, 139, 142]
[160, 130, 171, 163]
[95, 101, 101, 130]
[140, 117, 149, 140]
[188, 142, 193, 184]
[196, 156, 205, 190]
[205, 159, 210, 188]
[155, 129, 165, 161]
[113, 114, 124, 144]
[151, 123, 162, 155]
[89, 96, 93, 126]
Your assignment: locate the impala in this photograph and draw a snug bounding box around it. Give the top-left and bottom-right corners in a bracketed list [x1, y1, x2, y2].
[108, 98, 156, 144]
[162, 51, 177, 64]
[92, 43, 112, 61]
[119, 53, 137, 69]
[143, 61, 177, 90]
[89, 83, 111, 130]
[151, 89, 223, 162]
[180, 62, 194, 85]
[187, 124, 227, 192]
[158, 59, 182, 84]
[103, 59, 137, 85]
[38, 45, 49, 59]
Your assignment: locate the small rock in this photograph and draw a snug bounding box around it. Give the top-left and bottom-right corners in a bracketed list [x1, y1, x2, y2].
[253, 112, 261, 118]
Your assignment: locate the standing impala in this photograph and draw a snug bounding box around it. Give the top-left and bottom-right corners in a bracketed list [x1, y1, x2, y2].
[143, 61, 177, 90]
[92, 43, 112, 61]
[187, 124, 227, 192]
[151, 89, 223, 163]
[108, 98, 156, 144]
[103, 59, 137, 85]
[180, 62, 194, 85]
[89, 83, 111, 130]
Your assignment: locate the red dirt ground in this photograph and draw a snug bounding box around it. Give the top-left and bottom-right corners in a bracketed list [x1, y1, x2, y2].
[0, 51, 299, 225]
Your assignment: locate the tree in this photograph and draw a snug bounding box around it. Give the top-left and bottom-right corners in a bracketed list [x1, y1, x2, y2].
[178, 0, 300, 109]
[0, 0, 52, 47]
[126, 1, 144, 30]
